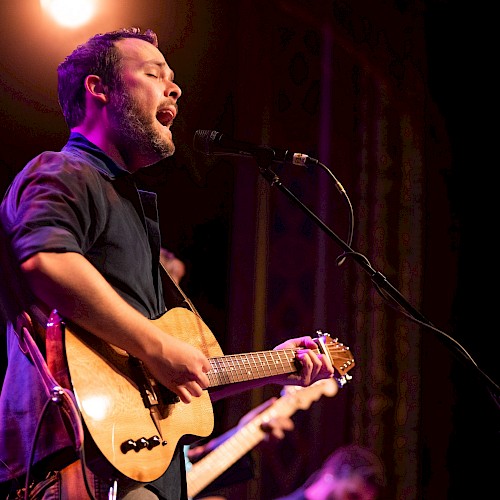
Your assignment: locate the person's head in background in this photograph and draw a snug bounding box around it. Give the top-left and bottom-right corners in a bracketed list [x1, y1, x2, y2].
[301, 444, 385, 500]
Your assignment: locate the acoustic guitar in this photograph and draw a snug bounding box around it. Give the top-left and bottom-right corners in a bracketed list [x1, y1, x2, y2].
[47, 307, 355, 482]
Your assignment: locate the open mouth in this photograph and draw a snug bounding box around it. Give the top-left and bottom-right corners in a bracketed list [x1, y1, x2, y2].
[156, 109, 175, 127]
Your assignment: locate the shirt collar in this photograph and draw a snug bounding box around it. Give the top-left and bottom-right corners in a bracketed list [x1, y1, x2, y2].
[62, 132, 130, 180]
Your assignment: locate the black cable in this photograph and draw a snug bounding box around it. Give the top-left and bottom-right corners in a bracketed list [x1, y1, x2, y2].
[340, 250, 500, 403]
[316, 161, 355, 267]
[24, 396, 52, 500]
[24, 390, 97, 500]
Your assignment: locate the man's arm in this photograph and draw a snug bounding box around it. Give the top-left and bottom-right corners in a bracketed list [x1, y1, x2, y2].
[20, 251, 211, 403]
[21, 251, 334, 404]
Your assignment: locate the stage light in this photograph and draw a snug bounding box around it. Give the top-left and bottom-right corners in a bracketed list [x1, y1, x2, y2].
[40, 0, 97, 28]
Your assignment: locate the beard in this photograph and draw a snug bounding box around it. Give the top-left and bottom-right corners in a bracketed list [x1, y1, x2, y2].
[109, 85, 175, 162]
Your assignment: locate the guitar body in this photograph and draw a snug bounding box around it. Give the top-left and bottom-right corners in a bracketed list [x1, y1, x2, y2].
[64, 307, 223, 482]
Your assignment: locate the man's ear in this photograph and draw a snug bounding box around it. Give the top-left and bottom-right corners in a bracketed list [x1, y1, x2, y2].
[84, 75, 108, 103]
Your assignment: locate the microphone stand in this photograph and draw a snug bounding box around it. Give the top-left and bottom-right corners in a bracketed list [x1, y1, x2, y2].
[254, 154, 500, 403]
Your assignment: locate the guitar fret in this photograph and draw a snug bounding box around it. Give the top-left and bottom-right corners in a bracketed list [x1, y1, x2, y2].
[206, 349, 298, 388]
[204, 343, 355, 389]
[205, 343, 355, 388]
[278, 350, 289, 373]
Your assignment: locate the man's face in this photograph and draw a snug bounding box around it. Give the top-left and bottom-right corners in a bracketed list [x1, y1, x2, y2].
[108, 38, 181, 166]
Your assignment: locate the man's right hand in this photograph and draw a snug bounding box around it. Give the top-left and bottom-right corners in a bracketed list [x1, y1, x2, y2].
[142, 330, 211, 404]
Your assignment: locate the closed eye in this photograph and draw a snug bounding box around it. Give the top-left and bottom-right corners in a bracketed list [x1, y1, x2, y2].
[146, 73, 158, 78]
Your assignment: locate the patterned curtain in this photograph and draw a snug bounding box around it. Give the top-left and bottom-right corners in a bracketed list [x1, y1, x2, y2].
[222, 2, 446, 499]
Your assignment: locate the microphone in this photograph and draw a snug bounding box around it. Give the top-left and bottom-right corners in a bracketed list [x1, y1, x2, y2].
[193, 130, 319, 167]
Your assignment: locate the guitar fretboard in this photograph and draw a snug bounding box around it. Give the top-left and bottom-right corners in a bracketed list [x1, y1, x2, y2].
[207, 348, 303, 387]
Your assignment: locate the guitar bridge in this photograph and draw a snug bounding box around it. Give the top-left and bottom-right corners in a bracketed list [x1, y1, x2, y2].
[127, 355, 172, 439]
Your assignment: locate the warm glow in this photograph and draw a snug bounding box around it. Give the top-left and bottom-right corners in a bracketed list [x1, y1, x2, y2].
[40, 0, 97, 28]
[80, 395, 110, 421]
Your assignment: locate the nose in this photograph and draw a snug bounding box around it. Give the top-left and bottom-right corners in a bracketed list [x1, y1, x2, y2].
[166, 81, 182, 101]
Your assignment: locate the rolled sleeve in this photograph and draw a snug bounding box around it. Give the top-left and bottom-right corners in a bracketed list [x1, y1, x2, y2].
[2, 151, 106, 263]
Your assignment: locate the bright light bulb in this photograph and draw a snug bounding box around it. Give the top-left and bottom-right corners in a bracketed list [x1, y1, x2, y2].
[41, 0, 97, 28]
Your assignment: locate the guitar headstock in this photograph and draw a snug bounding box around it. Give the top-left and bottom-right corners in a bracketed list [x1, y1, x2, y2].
[281, 378, 339, 407]
[314, 332, 355, 387]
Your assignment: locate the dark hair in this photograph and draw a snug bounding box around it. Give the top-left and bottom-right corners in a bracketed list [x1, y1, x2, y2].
[57, 27, 158, 128]
[305, 444, 386, 491]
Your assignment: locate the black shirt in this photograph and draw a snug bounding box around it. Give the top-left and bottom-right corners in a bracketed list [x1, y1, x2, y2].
[0, 133, 184, 498]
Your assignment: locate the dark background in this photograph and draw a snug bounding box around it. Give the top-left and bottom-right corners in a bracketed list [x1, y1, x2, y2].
[425, 4, 499, 496]
[1, 1, 499, 498]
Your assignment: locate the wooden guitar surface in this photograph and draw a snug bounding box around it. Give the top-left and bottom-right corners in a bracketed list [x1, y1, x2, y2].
[60, 307, 355, 482]
[64, 308, 222, 482]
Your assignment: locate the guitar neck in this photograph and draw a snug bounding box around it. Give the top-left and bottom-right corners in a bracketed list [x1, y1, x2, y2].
[187, 404, 272, 497]
[207, 347, 302, 387]
[187, 379, 340, 497]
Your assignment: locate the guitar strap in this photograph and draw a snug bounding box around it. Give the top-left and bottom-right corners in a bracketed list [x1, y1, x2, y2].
[159, 261, 200, 317]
